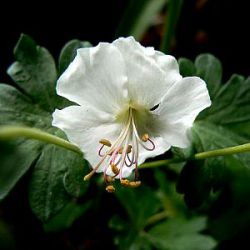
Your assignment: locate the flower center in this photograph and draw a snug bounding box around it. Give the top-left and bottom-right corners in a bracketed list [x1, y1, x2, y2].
[83, 107, 155, 192]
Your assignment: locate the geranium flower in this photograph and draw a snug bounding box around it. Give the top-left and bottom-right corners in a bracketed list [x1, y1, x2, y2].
[52, 37, 211, 192]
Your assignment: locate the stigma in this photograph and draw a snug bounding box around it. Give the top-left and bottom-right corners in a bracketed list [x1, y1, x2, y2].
[84, 108, 155, 192]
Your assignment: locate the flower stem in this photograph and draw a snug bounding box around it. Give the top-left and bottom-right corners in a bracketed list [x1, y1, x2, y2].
[1, 126, 250, 167]
[194, 142, 250, 160]
[140, 142, 250, 169]
[0, 126, 82, 155]
[160, 0, 183, 53]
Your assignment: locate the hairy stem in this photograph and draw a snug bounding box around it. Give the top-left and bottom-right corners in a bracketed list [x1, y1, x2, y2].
[0, 126, 82, 155]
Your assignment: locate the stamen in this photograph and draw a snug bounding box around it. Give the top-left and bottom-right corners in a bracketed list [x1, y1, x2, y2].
[99, 139, 112, 157]
[83, 170, 95, 181]
[98, 144, 105, 157]
[99, 139, 112, 147]
[105, 176, 114, 183]
[118, 147, 123, 154]
[120, 179, 130, 187]
[141, 133, 149, 142]
[127, 144, 132, 153]
[129, 181, 141, 188]
[147, 137, 155, 151]
[134, 163, 139, 181]
[141, 133, 155, 150]
[111, 163, 120, 175]
[106, 185, 115, 193]
[92, 107, 156, 190]
[125, 154, 133, 167]
[118, 144, 132, 154]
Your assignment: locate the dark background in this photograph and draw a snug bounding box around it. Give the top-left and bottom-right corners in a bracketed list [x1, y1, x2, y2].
[1, 0, 250, 83]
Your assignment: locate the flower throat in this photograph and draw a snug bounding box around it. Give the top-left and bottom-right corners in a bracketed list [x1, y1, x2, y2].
[83, 107, 155, 193]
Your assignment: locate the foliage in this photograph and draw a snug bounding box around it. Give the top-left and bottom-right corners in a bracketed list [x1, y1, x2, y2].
[1, 35, 250, 249]
[0, 34, 90, 222]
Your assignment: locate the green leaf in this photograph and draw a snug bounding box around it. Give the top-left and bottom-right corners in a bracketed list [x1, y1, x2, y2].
[115, 0, 166, 40]
[58, 39, 92, 75]
[178, 58, 196, 77]
[29, 145, 69, 221]
[115, 186, 162, 230]
[147, 217, 217, 250]
[178, 54, 250, 208]
[208, 156, 250, 241]
[43, 201, 92, 232]
[201, 74, 250, 133]
[0, 84, 51, 127]
[194, 53, 222, 98]
[0, 140, 41, 201]
[154, 170, 187, 217]
[114, 230, 152, 250]
[0, 84, 46, 200]
[7, 34, 58, 112]
[29, 143, 85, 221]
[63, 156, 89, 198]
[0, 35, 87, 221]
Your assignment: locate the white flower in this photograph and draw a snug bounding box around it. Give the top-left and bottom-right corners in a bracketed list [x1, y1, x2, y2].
[52, 37, 211, 191]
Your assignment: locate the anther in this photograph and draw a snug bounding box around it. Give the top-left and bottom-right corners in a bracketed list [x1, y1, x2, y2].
[83, 171, 95, 181]
[120, 179, 130, 187]
[141, 133, 149, 142]
[128, 181, 141, 188]
[105, 176, 114, 183]
[118, 147, 123, 154]
[111, 163, 120, 175]
[118, 145, 132, 154]
[127, 145, 132, 153]
[106, 185, 115, 193]
[99, 139, 111, 147]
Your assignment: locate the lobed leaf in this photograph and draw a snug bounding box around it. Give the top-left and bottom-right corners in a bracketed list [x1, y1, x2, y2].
[0, 35, 89, 221]
[58, 39, 92, 75]
[147, 217, 216, 250]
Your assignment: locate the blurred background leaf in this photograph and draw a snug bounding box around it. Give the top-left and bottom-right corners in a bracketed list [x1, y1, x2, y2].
[115, 0, 167, 40]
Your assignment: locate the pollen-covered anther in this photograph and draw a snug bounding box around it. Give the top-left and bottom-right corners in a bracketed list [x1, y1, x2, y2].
[127, 144, 132, 153]
[141, 133, 149, 142]
[106, 185, 115, 193]
[128, 181, 141, 188]
[120, 179, 130, 187]
[140, 133, 155, 151]
[105, 176, 114, 183]
[99, 138, 112, 147]
[118, 147, 123, 154]
[111, 163, 120, 175]
[83, 171, 95, 181]
[118, 145, 132, 154]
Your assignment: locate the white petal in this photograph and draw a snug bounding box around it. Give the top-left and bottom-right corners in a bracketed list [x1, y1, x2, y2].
[113, 37, 182, 109]
[154, 76, 211, 147]
[56, 43, 128, 114]
[52, 105, 122, 171]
